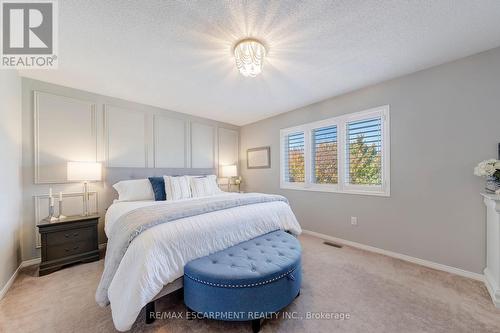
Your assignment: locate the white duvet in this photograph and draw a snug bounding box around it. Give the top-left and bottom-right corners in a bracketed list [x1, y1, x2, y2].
[103, 193, 301, 331]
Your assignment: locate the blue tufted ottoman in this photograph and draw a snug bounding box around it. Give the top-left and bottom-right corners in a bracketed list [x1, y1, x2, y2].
[183, 230, 301, 332]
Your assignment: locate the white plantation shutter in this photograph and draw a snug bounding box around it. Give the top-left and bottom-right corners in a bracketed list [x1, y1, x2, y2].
[345, 117, 382, 185]
[283, 132, 305, 183]
[312, 125, 338, 184]
[280, 105, 389, 196]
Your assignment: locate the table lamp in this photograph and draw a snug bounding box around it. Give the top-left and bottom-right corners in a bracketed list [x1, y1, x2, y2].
[67, 161, 102, 216]
[221, 165, 238, 192]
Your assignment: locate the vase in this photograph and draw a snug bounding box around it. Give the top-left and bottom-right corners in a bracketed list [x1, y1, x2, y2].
[486, 176, 500, 193]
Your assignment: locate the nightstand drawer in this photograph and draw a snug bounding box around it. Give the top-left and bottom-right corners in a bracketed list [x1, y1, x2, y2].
[46, 240, 95, 261]
[46, 226, 94, 246]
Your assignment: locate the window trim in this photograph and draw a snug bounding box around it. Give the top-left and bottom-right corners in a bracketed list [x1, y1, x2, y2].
[280, 105, 390, 197]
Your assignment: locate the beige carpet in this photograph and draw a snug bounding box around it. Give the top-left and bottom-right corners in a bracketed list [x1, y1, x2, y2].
[1, 234, 499, 333]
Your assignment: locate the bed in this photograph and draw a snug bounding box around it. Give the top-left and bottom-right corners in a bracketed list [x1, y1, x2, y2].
[95, 169, 302, 331]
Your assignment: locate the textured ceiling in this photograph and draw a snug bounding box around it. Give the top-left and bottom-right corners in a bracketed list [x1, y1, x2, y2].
[19, 0, 500, 125]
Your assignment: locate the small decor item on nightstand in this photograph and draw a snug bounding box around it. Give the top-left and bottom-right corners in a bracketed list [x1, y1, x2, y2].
[57, 191, 67, 220]
[43, 188, 58, 222]
[234, 176, 242, 192]
[474, 159, 500, 193]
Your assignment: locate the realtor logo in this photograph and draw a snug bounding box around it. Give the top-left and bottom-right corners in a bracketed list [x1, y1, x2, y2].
[1, 0, 58, 68]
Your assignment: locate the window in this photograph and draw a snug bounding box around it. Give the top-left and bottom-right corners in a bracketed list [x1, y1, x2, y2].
[283, 132, 305, 183]
[346, 117, 382, 186]
[280, 105, 390, 196]
[312, 125, 338, 184]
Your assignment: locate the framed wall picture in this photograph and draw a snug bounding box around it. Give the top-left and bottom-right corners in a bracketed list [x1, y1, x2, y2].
[247, 146, 271, 169]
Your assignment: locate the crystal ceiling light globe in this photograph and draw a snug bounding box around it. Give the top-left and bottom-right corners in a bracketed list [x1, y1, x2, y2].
[234, 39, 266, 77]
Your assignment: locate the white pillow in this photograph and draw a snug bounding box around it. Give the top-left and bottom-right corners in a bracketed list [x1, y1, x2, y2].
[164, 176, 192, 201]
[190, 175, 221, 197]
[113, 179, 154, 202]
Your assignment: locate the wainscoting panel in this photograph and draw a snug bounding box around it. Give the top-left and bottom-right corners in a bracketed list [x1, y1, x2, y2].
[218, 128, 239, 171]
[191, 122, 215, 168]
[23, 78, 240, 262]
[154, 115, 187, 168]
[34, 192, 98, 248]
[105, 105, 148, 168]
[34, 91, 97, 184]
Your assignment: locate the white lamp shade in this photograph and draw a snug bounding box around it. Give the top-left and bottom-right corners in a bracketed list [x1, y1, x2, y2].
[221, 165, 238, 177]
[67, 161, 102, 181]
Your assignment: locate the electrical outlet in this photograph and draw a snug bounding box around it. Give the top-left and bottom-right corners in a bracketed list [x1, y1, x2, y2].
[350, 216, 358, 226]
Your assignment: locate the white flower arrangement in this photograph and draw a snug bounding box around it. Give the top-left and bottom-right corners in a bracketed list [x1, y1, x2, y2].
[474, 159, 500, 177]
[475, 159, 500, 194]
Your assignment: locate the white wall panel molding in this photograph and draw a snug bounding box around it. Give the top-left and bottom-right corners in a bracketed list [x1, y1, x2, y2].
[34, 91, 97, 184]
[23, 78, 239, 262]
[218, 127, 239, 174]
[33, 191, 98, 248]
[190, 122, 216, 169]
[104, 104, 149, 168]
[153, 115, 188, 168]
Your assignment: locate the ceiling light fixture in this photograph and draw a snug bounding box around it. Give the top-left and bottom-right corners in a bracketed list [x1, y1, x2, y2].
[234, 39, 266, 77]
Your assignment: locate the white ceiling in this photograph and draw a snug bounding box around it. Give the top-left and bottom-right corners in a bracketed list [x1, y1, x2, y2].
[19, 0, 500, 126]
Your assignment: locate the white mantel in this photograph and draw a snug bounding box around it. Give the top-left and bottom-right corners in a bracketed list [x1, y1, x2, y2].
[482, 192, 500, 307]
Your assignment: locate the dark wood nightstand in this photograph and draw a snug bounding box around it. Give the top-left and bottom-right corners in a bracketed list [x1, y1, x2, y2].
[37, 214, 100, 276]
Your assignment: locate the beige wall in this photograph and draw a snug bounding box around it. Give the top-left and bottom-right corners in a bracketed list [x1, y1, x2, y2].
[0, 71, 22, 292]
[240, 47, 500, 274]
[21, 78, 239, 261]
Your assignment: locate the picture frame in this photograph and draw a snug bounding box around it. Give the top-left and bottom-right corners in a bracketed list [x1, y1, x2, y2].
[247, 146, 271, 169]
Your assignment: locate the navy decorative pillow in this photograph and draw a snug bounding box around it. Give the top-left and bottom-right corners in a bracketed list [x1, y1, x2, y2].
[148, 177, 166, 201]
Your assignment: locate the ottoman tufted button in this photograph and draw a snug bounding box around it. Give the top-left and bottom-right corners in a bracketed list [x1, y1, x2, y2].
[228, 254, 234, 257]
[231, 264, 236, 268]
[278, 252, 284, 256]
[212, 260, 217, 264]
[260, 250, 265, 254]
[266, 238, 271, 241]
[272, 245, 276, 248]
[266, 259, 272, 263]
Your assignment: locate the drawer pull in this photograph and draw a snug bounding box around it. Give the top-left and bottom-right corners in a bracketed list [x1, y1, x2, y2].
[65, 233, 70, 238]
[73, 232, 79, 237]
[73, 245, 79, 250]
[65, 245, 80, 252]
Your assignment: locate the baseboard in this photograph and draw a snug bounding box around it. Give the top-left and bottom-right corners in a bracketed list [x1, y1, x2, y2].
[0, 257, 41, 300]
[302, 229, 484, 282]
[0, 265, 21, 300]
[20, 258, 41, 268]
[0, 243, 107, 300]
[484, 268, 500, 307]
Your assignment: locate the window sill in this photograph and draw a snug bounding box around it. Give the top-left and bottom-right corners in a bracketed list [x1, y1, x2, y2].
[280, 183, 390, 197]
